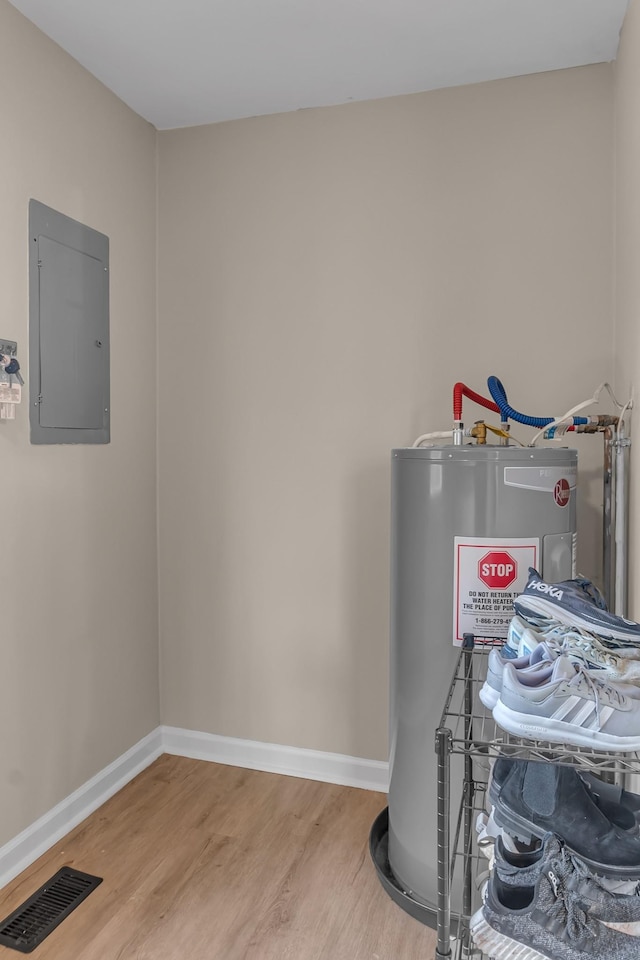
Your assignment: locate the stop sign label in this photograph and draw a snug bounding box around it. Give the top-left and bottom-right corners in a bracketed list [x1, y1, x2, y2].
[478, 551, 517, 589]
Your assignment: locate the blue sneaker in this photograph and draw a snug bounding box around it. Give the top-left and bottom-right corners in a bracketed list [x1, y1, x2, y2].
[514, 568, 640, 646]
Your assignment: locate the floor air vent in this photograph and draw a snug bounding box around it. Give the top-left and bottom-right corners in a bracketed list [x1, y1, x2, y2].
[0, 867, 102, 953]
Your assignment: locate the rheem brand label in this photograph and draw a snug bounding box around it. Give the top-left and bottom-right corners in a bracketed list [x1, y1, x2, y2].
[453, 537, 539, 646]
[554, 479, 571, 507]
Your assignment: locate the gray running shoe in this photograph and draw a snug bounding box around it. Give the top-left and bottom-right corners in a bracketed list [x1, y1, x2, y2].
[501, 618, 640, 701]
[495, 833, 640, 902]
[479, 643, 556, 710]
[471, 868, 640, 960]
[494, 655, 640, 751]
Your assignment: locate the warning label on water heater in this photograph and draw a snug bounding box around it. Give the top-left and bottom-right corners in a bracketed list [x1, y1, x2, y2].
[453, 537, 540, 646]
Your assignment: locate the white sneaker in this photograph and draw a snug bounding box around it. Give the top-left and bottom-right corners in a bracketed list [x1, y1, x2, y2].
[505, 615, 546, 658]
[495, 620, 640, 702]
[558, 630, 640, 683]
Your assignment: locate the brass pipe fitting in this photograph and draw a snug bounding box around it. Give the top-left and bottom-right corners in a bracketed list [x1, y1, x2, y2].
[470, 421, 487, 445]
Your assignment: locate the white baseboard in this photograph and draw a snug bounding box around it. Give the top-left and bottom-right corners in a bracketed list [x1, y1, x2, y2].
[0, 728, 163, 891]
[0, 726, 389, 891]
[161, 725, 389, 793]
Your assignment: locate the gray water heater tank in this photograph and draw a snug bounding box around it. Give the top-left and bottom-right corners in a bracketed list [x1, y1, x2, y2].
[386, 443, 578, 918]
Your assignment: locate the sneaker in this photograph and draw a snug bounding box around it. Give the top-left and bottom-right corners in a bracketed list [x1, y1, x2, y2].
[495, 833, 640, 900]
[505, 614, 545, 657]
[479, 643, 556, 710]
[558, 572, 608, 608]
[490, 757, 639, 835]
[493, 655, 640, 752]
[515, 568, 609, 621]
[515, 567, 640, 645]
[505, 617, 640, 703]
[488, 759, 640, 877]
[510, 613, 640, 663]
[562, 634, 640, 682]
[471, 868, 640, 960]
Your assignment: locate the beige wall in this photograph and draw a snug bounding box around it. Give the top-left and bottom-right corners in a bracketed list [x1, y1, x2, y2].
[158, 65, 614, 761]
[0, 1, 619, 851]
[0, 0, 159, 845]
[615, 0, 640, 615]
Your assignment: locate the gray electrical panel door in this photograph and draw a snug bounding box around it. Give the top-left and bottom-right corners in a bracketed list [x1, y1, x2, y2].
[29, 200, 110, 444]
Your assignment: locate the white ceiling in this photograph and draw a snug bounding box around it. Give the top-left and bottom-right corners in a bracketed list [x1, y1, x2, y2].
[8, 0, 630, 130]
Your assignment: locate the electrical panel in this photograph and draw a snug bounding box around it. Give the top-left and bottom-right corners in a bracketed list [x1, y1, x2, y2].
[29, 200, 110, 444]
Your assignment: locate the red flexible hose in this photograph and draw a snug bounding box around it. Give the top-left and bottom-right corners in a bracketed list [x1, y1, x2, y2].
[453, 382, 501, 421]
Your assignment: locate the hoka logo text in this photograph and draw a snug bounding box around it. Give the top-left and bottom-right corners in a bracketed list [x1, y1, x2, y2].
[529, 580, 564, 600]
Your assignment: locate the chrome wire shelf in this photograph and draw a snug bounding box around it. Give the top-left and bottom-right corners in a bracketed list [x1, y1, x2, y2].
[438, 638, 640, 775]
[434, 634, 640, 960]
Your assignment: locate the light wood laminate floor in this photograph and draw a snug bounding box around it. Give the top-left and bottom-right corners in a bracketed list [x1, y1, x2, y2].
[0, 755, 436, 959]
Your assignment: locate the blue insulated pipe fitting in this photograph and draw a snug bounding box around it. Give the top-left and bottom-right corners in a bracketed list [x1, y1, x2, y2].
[487, 377, 589, 428]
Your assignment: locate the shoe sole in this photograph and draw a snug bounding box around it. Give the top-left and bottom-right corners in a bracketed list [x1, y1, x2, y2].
[470, 909, 550, 960]
[492, 699, 640, 753]
[516, 596, 640, 644]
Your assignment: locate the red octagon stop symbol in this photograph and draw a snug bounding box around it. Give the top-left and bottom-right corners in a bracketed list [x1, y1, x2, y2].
[478, 551, 517, 589]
